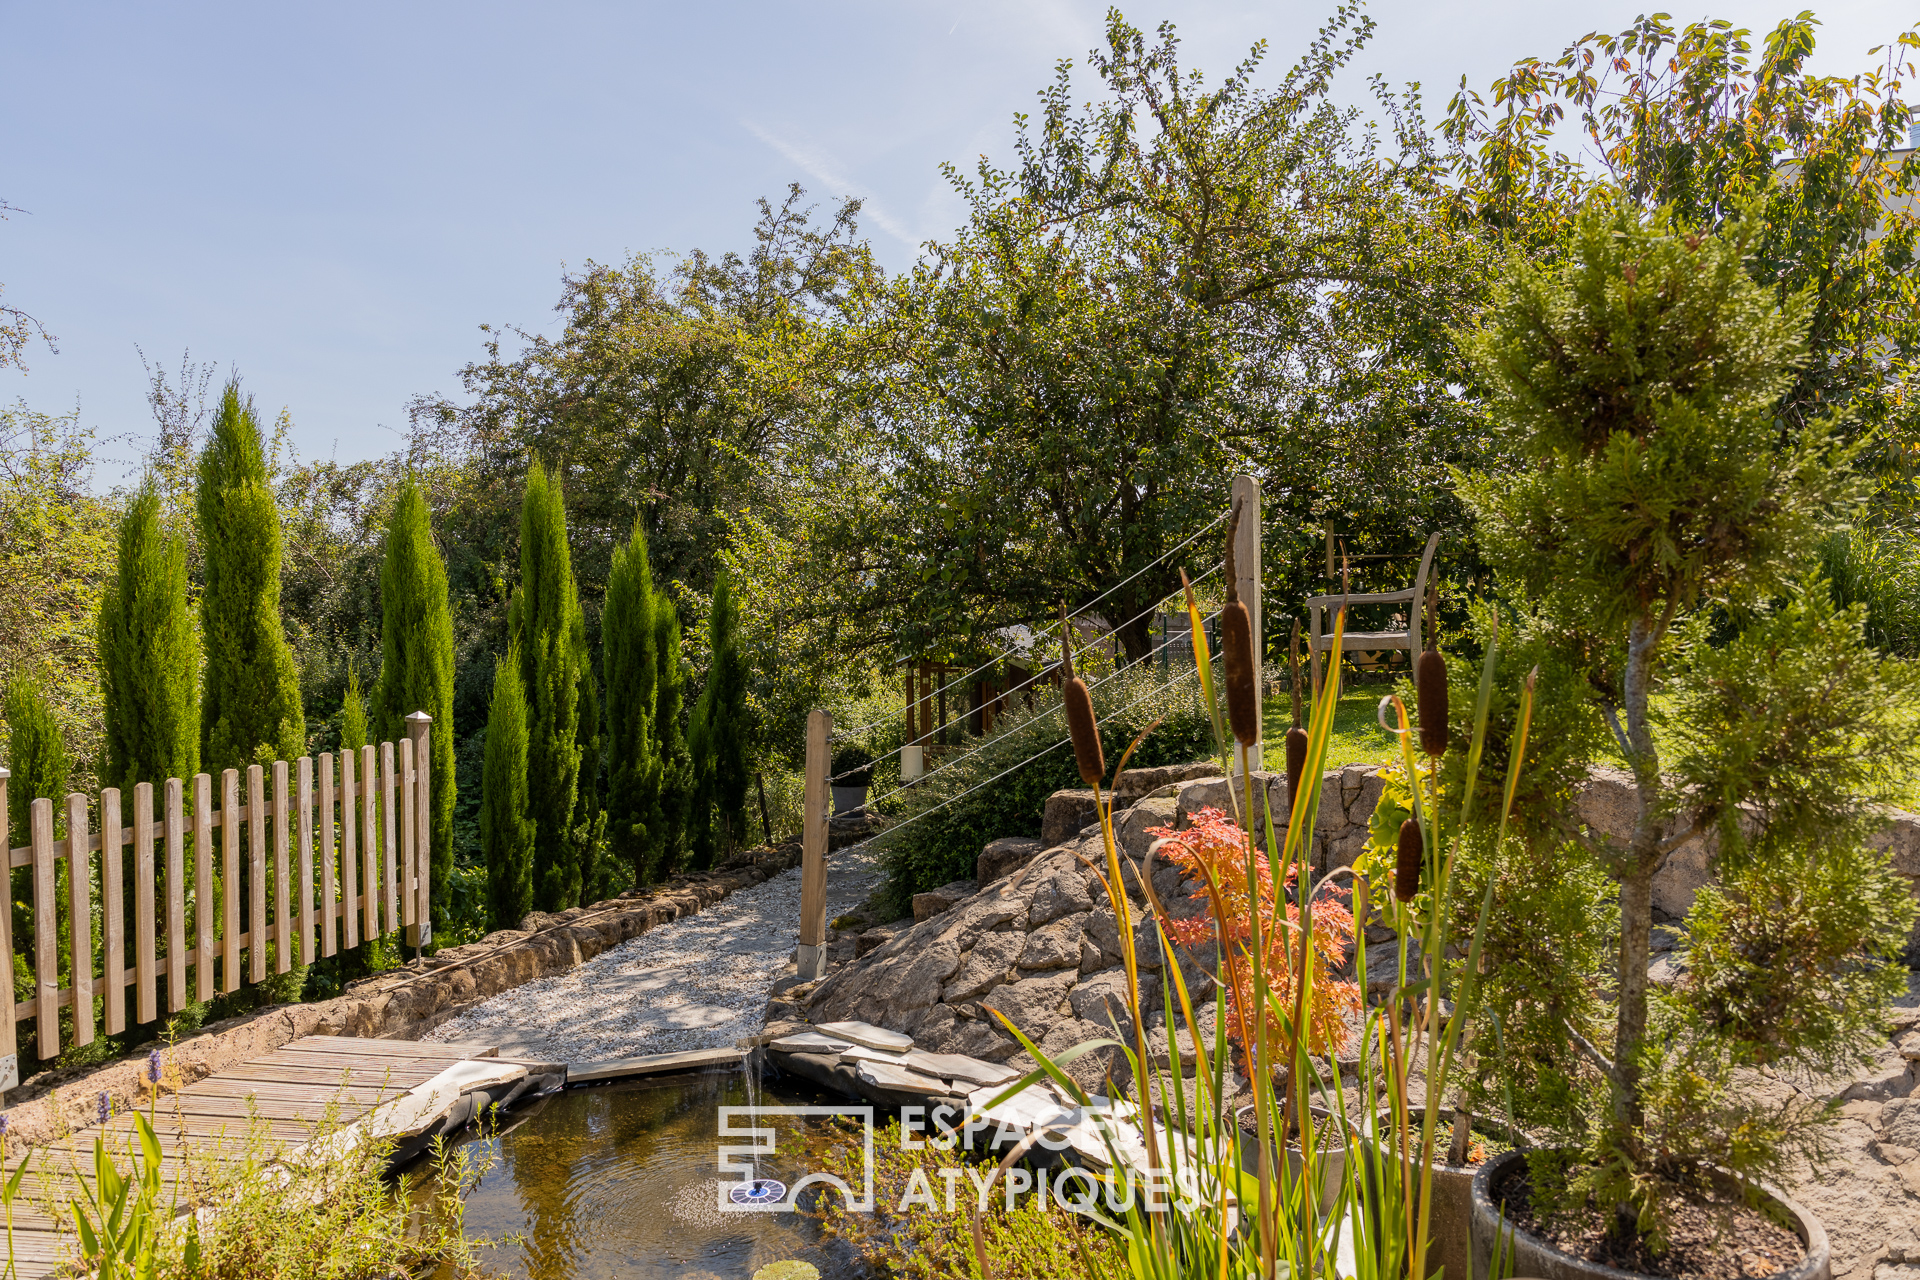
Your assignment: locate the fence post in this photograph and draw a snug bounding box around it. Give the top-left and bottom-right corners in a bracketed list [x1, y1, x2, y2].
[1232, 473, 1264, 771]
[30, 797, 57, 1060]
[406, 712, 432, 950]
[66, 793, 94, 1049]
[0, 768, 15, 1091]
[797, 709, 831, 981]
[900, 664, 923, 782]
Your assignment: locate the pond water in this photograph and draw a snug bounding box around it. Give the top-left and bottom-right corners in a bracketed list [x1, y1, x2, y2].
[417, 1068, 874, 1280]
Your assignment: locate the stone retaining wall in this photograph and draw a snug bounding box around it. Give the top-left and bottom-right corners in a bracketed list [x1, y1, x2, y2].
[0, 842, 802, 1148]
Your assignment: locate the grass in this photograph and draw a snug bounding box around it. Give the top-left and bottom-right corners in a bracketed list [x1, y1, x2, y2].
[1263, 676, 1400, 771]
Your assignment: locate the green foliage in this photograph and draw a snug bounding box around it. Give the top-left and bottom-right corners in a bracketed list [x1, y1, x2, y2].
[652, 601, 693, 872]
[480, 650, 533, 931]
[339, 663, 366, 755]
[1456, 203, 1920, 1240]
[196, 381, 305, 774]
[6, 669, 70, 847]
[98, 484, 199, 793]
[691, 571, 750, 869]
[603, 520, 663, 885]
[875, 667, 1214, 908]
[1820, 526, 1920, 657]
[369, 479, 457, 932]
[508, 461, 586, 911]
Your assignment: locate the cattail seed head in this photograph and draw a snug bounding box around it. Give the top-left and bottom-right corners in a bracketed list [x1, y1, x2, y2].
[1221, 601, 1259, 747]
[1395, 818, 1423, 902]
[1415, 649, 1448, 758]
[1064, 678, 1104, 787]
[1285, 726, 1308, 819]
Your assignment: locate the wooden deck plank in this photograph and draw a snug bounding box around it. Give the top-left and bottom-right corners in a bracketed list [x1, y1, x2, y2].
[286, 1035, 497, 1058]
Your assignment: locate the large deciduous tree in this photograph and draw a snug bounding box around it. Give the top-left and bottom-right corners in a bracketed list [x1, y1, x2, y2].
[370, 479, 456, 930]
[196, 381, 305, 774]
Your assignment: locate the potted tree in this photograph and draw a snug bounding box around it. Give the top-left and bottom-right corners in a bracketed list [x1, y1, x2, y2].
[829, 744, 874, 816]
[1448, 202, 1920, 1277]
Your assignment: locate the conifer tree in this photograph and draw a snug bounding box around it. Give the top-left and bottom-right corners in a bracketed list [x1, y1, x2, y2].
[5, 673, 69, 958]
[686, 691, 715, 870]
[701, 571, 751, 865]
[508, 461, 585, 911]
[653, 600, 692, 874]
[480, 650, 534, 930]
[573, 667, 606, 901]
[98, 483, 199, 793]
[341, 662, 367, 755]
[196, 381, 304, 774]
[603, 520, 662, 886]
[369, 479, 456, 931]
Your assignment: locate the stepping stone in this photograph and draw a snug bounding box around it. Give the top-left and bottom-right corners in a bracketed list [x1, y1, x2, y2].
[768, 1031, 857, 1054]
[855, 1060, 948, 1094]
[841, 1044, 908, 1065]
[814, 1020, 914, 1052]
[902, 1050, 1018, 1087]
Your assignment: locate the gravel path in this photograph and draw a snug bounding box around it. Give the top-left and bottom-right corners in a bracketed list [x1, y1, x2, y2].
[424, 849, 881, 1065]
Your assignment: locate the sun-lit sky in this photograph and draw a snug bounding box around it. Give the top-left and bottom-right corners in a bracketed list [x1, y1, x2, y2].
[3, 0, 1913, 477]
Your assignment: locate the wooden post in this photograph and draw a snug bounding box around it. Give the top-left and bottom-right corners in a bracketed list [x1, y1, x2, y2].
[360, 745, 379, 940]
[31, 797, 58, 1060]
[193, 773, 214, 1003]
[900, 664, 923, 782]
[406, 712, 432, 949]
[0, 769, 15, 1090]
[399, 737, 417, 940]
[796, 709, 831, 981]
[102, 786, 125, 1035]
[1232, 474, 1264, 771]
[222, 768, 241, 993]
[66, 793, 93, 1049]
[381, 740, 399, 939]
[165, 777, 187, 1014]
[247, 764, 267, 983]
[297, 756, 315, 966]
[320, 753, 339, 956]
[272, 759, 291, 974]
[340, 749, 359, 949]
[135, 781, 158, 1026]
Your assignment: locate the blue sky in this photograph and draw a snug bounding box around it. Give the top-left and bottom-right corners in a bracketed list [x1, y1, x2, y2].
[3, 0, 1911, 477]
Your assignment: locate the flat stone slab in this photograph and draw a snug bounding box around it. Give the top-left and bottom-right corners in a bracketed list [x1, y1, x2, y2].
[814, 1020, 914, 1052]
[856, 1060, 948, 1094]
[842, 1044, 909, 1065]
[768, 1031, 856, 1054]
[569, 1047, 744, 1082]
[901, 1050, 1018, 1086]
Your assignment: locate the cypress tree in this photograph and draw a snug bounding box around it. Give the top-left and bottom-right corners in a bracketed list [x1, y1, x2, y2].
[686, 690, 715, 870]
[702, 571, 752, 864]
[603, 520, 662, 886]
[99, 483, 199, 793]
[481, 650, 534, 931]
[508, 461, 585, 911]
[341, 661, 367, 755]
[196, 381, 305, 774]
[653, 601, 692, 875]
[6, 673, 69, 970]
[369, 479, 456, 932]
[573, 667, 607, 901]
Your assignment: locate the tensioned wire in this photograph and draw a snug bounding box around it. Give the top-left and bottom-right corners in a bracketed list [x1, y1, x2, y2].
[827, 560, 1229, 787]
[827, 655, 1216, 861]
[828, 509, 1231, 745]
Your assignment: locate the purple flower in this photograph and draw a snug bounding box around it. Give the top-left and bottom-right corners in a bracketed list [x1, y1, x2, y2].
[146, 1050, 163, 1085]
[96, 1092, 110, 1124]
[0, 1113, 10, 1136]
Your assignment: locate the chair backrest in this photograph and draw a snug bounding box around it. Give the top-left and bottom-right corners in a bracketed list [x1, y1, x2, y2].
[1407, 532, 1443, 653]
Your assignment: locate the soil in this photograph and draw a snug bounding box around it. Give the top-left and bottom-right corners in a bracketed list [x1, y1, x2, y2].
[1498, 1159, 1805, 1280]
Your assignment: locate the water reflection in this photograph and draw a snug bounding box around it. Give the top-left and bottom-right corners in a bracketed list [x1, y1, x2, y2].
[419, 1070, 867, 1280]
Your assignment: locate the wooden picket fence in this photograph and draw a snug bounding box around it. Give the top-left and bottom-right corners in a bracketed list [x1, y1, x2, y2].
[0, 712, 434, 1089]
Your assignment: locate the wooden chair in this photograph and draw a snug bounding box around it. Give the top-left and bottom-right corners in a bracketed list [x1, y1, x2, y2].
[1306, 532, 1442, 694]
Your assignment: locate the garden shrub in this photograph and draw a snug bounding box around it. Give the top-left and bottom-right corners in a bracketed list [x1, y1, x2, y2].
[872, 666, 1213, 910]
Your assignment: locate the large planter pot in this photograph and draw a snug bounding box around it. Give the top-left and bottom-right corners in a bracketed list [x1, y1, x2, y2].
[1236, 1104, 1346, 1217]
[831, 785, 868, 816]
[1468, 1149, 1830, 1280]
[1371, 1108, 1523, 1280]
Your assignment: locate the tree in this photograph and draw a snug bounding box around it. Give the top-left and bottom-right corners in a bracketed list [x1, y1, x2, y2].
[603, 520, 662, 886]
[696, 571, 750, 866]
[652, 597, 692, 875]
[6, 671, 69, 960]
[369, 479, 456, 932]
[340, 661, 367, 755]
[508, 461, 586, 911]
[573, 666, 606, 902]
[480, 649, 533, 930]
[196, 381, 305, 774]
[1456, 202, 1920, 1242]
[1443, 15, 1920, 453]
[98, 484, 199, 794]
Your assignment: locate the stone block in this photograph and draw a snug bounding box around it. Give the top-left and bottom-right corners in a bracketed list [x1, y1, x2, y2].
[978, 836, 1045, 884]
[1115, 797, 1179, 860]
[945, 932, 1026, 1004]
[913, 880, 978, 923]
[1043, 790, 1100, 845]
[1018, 914, 1089, 972]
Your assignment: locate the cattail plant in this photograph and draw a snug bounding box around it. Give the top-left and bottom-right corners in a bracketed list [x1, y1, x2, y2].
[1394, 817, 1423, 902]
[1286, 620, 1309, 817]
[1415, 586, 1447, 759]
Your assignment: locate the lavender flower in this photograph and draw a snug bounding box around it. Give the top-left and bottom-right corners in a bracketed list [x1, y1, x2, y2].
[146, 1049, 163, 1085]
[96, 1092, 110, 1124]
[1, 1113, 10, 1136]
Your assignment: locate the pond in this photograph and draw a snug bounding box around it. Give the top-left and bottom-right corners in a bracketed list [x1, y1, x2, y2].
[417, 1067, 874, 1280]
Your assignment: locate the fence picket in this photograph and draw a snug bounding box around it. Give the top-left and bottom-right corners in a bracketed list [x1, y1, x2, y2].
[66, 793, 94, 1048]
[298, 757, 315, 966]
[408, 715, 432, 943]
[103, 787, 125, 1036]
[0, 770, 14, 1086]
[31, 798, 57, 1060]
[135, 782, 157, 1026]
[399, 738, 416, 936]
[194, 774, 213, 1003]
[320, 753, 338, 956]
[382, 741, 399, 937]
[165, 778, 185, 1015]
[361, 745, 379, 940]
[273, 759, 291, 974]
[222, 769, 240, 994]
[341, 749, 360, 949]
[248, 765, 267, 983]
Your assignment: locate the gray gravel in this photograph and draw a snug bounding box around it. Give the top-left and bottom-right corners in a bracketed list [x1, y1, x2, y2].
[424, 848, 881, 1065]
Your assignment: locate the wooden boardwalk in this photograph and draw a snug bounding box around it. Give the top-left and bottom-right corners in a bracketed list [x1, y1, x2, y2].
[0, 1035, 507, 1278]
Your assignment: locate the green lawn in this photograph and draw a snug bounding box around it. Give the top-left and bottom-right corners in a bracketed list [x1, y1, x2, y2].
[1262, 681, 1400, 771]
